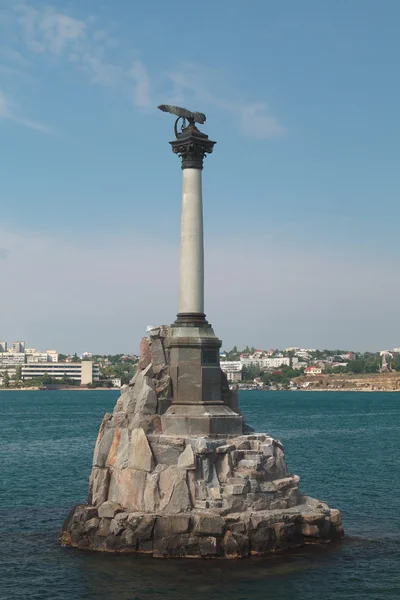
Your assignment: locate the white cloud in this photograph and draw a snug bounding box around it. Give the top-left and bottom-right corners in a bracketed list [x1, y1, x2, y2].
[0, 88, 55, 134]
[9, 3, 153, 109]
[167, 62, 286, 139]
[130, 60, 151, 108]
[13, 4, 86, 54]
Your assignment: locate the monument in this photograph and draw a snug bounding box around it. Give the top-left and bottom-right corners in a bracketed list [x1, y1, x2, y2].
[60, 107, 343, 558]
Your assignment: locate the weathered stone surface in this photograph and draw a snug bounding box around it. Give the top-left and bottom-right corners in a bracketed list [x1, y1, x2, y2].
[144, 472, 160, 512]
[202, 457, 220, 488]
[98, 501, 122, 519]
[216, 444, 235, 454]
[329, 508, 342, 526]
[159, 466, 191, 513]
[84, 517, 100, 533]
[215, 453, 233, 483]
[150, 338, 166, 367]
[193, 513, 225, 536]
[121, 386, 137, 414]
[154, 515, 190, 537]
[134, 377, 157, 415]
[188, 438, 225, 454]
[108, 428, 130, 469]
[110, 513, 129, 535]
[92, 415, 114, 467]
[127, 514, 155, 539]
[139, 337, 152, 370]
[128, 428, 154, 472]
[153, 535, 199, 558]
[224, 481, 250, 495]
[198, 536, 220, 557]
[223, 530, 249, 558]
[91, 467, 110, 506]
[108, 468, 147, 511]
[149, 441, 181, 466]
[177, 444, 196, 470]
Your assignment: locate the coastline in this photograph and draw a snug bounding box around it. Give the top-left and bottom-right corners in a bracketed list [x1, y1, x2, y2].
[0, 387, 119, 391]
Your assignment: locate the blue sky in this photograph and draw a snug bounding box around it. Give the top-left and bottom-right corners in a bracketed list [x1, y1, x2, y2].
[1, 0, 399, 353]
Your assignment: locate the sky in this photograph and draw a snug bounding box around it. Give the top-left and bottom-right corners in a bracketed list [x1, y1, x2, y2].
[1, 0, 400, 354]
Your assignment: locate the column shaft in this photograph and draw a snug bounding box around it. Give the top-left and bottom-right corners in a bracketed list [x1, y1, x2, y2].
[179, 168, 204, 315]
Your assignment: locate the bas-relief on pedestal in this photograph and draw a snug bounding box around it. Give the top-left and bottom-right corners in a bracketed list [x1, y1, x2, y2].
[60, 108, 343, 558]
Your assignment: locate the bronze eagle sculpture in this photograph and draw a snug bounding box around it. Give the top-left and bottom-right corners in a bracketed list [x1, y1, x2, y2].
[158, 104, 207, 138]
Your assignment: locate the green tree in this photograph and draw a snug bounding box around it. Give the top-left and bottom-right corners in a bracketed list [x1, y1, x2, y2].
[71, 353, 80, 363]
[3, 370, 10, 387]
[15, 365, 22, 385]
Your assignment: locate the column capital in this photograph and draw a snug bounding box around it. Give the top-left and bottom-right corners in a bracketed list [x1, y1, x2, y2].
[170, 125, 216, 170]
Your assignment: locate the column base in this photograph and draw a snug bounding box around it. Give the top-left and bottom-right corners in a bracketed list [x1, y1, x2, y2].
[172, 312, 209, 327]
[161, 404, 243, 436]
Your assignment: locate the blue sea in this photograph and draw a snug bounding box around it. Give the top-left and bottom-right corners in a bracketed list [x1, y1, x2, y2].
[1, 390, 399, 600]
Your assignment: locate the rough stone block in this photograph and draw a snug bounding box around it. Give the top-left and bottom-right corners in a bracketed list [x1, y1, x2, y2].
[223, 481, 250, 495]
[139, 337, 152, 370]
[92, 416, 114, 467]
[159, 466, 191, 513]
[91, 467, 110, 506]
[215, 453, 233, 483]
[84, 517, 100, 533]
[98, 500, 122, 519]
[127, 514, 155, 539]
[177, 444, 196, 470]
[216, 444, 235, 454]
[144, 472, 160, 512]
[108, 468, 146, 511]
[150, 338, 166, 367]
[198, 536, 220, 557]
[128, 428, 154, 472]
[153, 535, 200, 558]
[223, 530, 249, 558]
[149, 442, 181, 466]
[154, 515, 190, 537]
[193, 513, 225, 536]
[134, 377, 157, 415]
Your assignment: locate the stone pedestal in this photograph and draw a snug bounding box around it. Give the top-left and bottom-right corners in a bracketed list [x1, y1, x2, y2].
[162, 323, 243, 436]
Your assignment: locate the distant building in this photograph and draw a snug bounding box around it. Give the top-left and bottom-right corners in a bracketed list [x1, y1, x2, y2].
[0, 353, 25, 366]
[21, 361, 99, 385]
[12, 341, 25, 353]
[0, 342, 7, 352]
[305, 366, 323, 376]
[111, 378, 122, 388]
[220, 361, 242, 383]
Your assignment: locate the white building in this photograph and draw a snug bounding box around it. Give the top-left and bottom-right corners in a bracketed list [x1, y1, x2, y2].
[305, 366, 323, 376]
[111, 378, 122, 388]
[0, 353, 25, 366]
[21, 361, 99, 385]
[220, 361, 242, 383]
[0, 342, 7, 352]
[239, 357, 297, 369]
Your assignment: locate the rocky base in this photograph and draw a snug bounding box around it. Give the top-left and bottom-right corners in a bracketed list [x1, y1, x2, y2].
[60, 327, 343, 558]
[61, 502, 343, 559]
[60, 432, 343, 558]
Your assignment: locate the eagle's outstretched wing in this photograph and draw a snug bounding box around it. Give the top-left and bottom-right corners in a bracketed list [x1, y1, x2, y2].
[192, 111, 206, 124]
[158, 104, 206, 124]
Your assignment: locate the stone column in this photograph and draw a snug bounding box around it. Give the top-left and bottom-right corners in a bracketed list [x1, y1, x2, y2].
[161, 123, 243, 436]
[179, 167, 204, 316]
[170, 124, 215, 326]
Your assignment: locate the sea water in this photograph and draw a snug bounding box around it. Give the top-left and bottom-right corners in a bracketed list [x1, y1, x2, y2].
[0, 390, 399, 600]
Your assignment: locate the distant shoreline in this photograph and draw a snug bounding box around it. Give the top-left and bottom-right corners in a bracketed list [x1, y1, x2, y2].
[0, 387, 119, 391]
